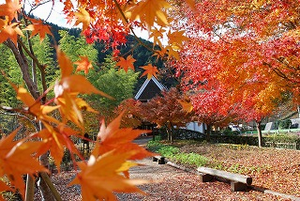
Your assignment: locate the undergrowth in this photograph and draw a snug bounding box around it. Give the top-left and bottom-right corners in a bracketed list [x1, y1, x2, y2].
[147, 141, 208, 167]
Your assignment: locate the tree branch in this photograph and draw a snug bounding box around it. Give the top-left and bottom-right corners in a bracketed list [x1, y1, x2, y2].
[4, 39, 40, 99]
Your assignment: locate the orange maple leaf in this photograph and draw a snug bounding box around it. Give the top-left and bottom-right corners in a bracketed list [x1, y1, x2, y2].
[56, 48, 73, 78]
[0, 0, 22, 21]
[74, 56, 93, 74]
[116, 55, 136, 72]
[74, 7, 92, 32]
[24, 18, 53, 42]
[54, 48, 112, 128]
[36, 124, 83, 172]
[0, 128, 48, 198]
[96, 113, 154, 160]
[140, 64, 159, 79]
[149, 27, 166, 47]
[11, 84, 60, 125]
[165, 45, 180, 59]
[167, 30, 189, 50]
[69, 150, 149, 201]
[55, 48, 111, 97]
[128, 0, 171, 29]
[0, 180, 11, 200]
[0, 17, 24, 46]
[178, 99, 193, 113]
[185, 0, 195, 9]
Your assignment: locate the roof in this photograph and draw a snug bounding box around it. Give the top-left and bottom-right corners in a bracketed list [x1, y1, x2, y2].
[134, 76, 166, 101]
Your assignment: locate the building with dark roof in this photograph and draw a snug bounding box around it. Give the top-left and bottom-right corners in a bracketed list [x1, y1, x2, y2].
[134, 77, 166, 102]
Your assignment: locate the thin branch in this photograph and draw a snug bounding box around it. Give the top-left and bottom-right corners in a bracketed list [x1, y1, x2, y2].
[26, 0, 53, 16]
[18, 38, 48, 99]
[263, 61, 299, 84]
[44, 0, 55, 22]
[0, 107, 38, 132]
[40, 172, 63, 201]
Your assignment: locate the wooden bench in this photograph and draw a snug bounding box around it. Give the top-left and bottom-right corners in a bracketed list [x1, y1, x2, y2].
[197, 167, 252, 192]
[153, 155, 166, 164]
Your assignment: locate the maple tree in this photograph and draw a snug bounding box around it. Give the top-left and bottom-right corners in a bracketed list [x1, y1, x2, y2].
[137, 88, 193, 142]
[171, 0, 300, 146]
[0, 0, 192, 200]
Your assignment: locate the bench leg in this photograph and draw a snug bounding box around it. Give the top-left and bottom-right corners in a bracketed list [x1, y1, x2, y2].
[231, 182, 248, 192]
[153, 157, 158, 162]
[158, 157, 165, 164]
[199, 174, 214, 182]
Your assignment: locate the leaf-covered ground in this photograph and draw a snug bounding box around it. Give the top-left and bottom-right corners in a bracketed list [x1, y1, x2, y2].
[45, 141, 300, 200]
[172, 142, 300, 197]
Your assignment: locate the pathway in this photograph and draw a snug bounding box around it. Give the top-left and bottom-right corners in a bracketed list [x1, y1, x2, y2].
[116, 138, 284, 200]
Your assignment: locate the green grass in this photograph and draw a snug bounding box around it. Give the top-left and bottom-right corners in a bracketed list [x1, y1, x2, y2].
[147, 140, 208, 167]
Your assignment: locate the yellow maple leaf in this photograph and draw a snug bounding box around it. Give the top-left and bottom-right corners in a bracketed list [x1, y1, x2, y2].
[128, 0, 171, 29]
[140, 64, 159, 79]
[74, 7, 92, 32]
[74, 56, 93, 74]
[0, 0, 22, 21]
[116, 55, 136, 72]
[168, 47, 180, 59]
[23, 18, 53, 42]
[75, 97, 99, 113]
[69, 150, 149, 201]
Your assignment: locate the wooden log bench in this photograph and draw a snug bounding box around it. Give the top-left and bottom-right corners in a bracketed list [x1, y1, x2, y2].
[197, 167, 252, 192]
[153, 155, 166, 164]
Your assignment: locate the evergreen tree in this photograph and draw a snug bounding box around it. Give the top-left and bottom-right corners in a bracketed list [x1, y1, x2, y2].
[87, 55, 140, 119]
[58, 30, 98, 63]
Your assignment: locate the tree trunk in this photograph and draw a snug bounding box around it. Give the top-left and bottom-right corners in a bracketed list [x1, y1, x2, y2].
[5, 40, 57, 200]
[256, 121, 263, 147]
[206, 124, 211, 142]
[170, 122, 174, 143]
[166, 126, 170, 141]
[5, 40, 40, 99]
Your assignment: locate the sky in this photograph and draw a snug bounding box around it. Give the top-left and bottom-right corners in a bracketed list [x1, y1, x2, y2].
[23, 0, 152, 39]
[0, 0, 161, 43]
[23, 0, 72, 28]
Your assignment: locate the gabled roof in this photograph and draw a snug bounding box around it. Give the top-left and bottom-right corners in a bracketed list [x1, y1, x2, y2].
[134, 76, 166, 101]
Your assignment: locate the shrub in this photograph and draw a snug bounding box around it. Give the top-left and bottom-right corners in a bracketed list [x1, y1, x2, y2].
[147, 140, 208, 167]
[173, 152, 208, 167]
[279, 119, 292, 129]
